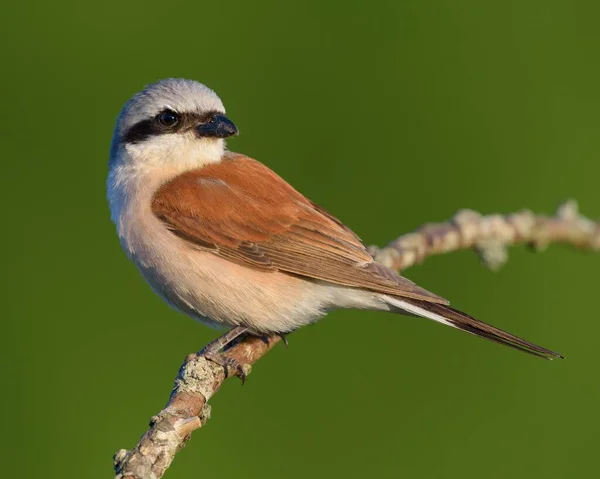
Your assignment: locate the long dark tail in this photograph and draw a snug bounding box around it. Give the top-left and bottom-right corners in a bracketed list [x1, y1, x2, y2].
[386, 296, 563, 360]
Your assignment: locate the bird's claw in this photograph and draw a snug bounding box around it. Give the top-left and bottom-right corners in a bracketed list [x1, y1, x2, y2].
[203, 352, 249, 384]
[277, 333, 289, 348]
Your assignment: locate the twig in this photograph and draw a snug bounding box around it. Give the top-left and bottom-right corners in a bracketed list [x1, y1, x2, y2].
[371, 200, 600, 271]
[114, 200, 600, 479]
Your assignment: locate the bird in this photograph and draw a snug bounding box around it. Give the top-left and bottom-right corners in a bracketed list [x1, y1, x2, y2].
[107, 78, 561, 377]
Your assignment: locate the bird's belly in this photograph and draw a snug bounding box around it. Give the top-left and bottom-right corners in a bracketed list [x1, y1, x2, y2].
[129, 224, 339, 333]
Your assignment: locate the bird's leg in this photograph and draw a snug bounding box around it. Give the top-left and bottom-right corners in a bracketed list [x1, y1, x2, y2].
[200, 326, 250, 383]
[201, 326, 249, 354]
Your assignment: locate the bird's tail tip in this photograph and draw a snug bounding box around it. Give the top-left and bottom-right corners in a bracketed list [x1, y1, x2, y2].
[386, 296, 563, 360]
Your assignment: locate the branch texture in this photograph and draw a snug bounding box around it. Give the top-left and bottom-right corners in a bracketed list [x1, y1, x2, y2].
[114, 200, 599, 479]
[371, 200, 600, 271]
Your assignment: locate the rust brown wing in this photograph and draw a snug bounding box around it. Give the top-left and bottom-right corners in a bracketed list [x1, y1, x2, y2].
[151, 152, 448, 304]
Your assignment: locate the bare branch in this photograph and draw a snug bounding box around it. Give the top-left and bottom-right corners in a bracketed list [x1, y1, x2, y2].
[371, 199, 600, 271]
[114, 200, 599, 479]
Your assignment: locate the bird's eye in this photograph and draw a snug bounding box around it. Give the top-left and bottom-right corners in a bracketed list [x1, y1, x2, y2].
[157, 110, 179, 127]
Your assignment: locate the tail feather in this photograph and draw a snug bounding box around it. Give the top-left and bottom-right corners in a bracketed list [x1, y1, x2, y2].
[385, 296, 563, 360]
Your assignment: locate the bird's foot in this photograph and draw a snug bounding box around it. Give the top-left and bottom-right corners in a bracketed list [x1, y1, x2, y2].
[199, 326, 250, 383]
[202, 351, 250, 384]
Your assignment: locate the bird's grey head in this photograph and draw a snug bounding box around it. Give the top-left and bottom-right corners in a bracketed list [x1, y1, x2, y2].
[110, 79, 238, 168]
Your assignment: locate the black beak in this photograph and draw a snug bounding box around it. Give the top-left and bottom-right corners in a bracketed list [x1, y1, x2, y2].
[195, 114, 238, 138]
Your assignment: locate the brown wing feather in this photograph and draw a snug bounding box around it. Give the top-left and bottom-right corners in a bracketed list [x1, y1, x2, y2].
[152, 152, 448, 304]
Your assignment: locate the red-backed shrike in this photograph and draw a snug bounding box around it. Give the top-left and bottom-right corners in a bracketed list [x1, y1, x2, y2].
[107, 78, 561, 370]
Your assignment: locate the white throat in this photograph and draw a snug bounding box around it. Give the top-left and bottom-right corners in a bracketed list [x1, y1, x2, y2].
[123, 133, 224, 169]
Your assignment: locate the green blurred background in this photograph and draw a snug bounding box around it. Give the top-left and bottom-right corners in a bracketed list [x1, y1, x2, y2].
[2, 1, 599, 477]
